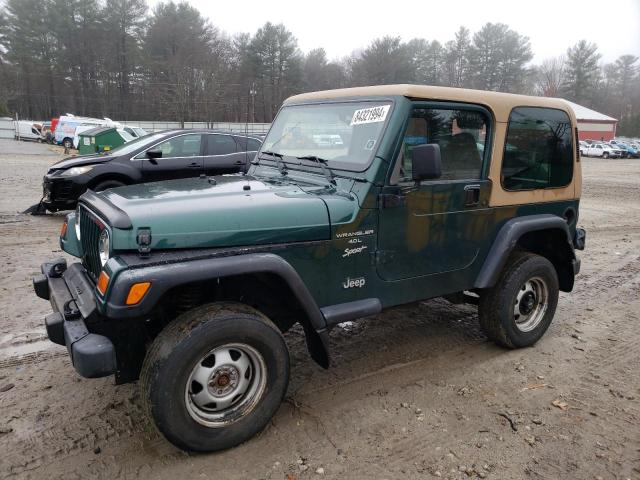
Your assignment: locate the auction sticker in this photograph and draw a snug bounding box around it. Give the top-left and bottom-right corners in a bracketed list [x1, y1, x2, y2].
[351, 105, 390, 126]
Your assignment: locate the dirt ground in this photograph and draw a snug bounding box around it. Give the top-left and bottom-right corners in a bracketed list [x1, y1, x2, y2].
[0, 138, 638, 480]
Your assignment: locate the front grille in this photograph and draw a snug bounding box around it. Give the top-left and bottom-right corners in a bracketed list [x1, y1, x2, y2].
[55, 180, 74, 199]
[45, 179, 74, 200]
[79, 206, 105, 280]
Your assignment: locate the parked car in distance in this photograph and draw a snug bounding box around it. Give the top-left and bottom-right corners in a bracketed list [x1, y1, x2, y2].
[613, 141, 638, 158]
[39, 121, 53, 143]
[123, 126, 148, 138]
[605, 142, 626, 158]
[41, 129, 262, 211]
[579, 140, 588, 156]
[582, 142, 621, 158]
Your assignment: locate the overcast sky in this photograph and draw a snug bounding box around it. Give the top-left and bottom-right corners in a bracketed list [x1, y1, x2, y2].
[148, 0, 640, 64]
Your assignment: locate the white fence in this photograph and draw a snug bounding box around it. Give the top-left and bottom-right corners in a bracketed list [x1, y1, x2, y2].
[0, 118, 14, 139]
[0, 118, 271, 140]
[120, 121, 271, 135]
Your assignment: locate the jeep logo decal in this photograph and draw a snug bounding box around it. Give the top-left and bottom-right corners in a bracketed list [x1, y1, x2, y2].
[342, 277, 366, 289]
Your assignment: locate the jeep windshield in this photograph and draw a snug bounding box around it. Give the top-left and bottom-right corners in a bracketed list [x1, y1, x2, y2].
[258, 101, 392, 172]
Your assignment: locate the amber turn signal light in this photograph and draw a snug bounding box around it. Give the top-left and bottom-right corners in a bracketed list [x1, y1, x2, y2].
[96, 271, 110, 296]
[60, 221, 68, 238]
[126, 282, 151, 305]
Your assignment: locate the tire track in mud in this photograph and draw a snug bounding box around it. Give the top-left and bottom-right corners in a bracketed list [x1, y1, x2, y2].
[2, 378, 146, 478]
[521, 243, 640, 479]
[1, 300, 487, 477]
[0, 349, 66, 369]
[354, 238, 640, 477]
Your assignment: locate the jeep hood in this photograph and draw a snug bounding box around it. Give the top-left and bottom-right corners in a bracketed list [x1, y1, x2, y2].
[95, 175, 334, 250]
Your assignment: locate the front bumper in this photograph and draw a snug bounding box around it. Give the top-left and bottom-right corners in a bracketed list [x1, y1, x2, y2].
[33, 258, 116, 378]
[42, 175, 86, 211]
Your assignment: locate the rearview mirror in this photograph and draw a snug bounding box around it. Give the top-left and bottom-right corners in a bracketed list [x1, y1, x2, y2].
[412, 144, 442, 183]
[146, 149, 162, 160]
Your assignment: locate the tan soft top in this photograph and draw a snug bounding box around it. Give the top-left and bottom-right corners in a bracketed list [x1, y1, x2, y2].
[285, 84, 575, 123]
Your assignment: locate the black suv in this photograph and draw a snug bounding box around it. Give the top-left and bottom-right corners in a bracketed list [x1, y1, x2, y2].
[42, 129, 262, 211]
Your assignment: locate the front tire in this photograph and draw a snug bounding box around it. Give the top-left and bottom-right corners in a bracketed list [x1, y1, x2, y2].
[140, 302, 290, 452]
[479, 252, 559, 349]
[603, 152, 609, 159]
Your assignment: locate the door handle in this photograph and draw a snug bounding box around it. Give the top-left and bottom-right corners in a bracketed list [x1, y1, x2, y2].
[234, 160, 244, 165]
[464, 184, 480, 207]
[187, 162, 200, 168]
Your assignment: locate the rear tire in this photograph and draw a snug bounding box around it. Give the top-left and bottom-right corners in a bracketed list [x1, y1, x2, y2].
[62, 138, 73, 149]
[603, 152, 609, 159]
[140, 302, 290, 452]
[479, 252, 559, 349]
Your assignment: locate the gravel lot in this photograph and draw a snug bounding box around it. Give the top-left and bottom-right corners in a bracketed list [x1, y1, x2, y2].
[0, 138, 639, 480]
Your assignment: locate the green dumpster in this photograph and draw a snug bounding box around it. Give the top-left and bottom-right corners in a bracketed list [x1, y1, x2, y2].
[78, 126, 126, 155]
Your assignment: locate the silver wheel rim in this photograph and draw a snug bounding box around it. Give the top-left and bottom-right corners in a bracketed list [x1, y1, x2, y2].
[185, 343, 267, 428]
[513, 276, 548, 332]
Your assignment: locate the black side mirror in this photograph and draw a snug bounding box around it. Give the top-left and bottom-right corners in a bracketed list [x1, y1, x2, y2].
[412, 144, 442, 183]
[146, 149, 162, 164]
[146, 149, 162, 159]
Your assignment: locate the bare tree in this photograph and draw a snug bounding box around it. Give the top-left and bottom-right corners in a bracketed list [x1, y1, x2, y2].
[535, 56, 566, 97]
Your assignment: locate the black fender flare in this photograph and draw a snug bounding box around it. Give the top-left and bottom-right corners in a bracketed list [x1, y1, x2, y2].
[79, 191, 133, 229]
[104, 252, 331, 367]
[474, 214, 575, 289]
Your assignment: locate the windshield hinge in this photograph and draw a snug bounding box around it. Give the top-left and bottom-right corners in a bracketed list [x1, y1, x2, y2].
[136, 227, 152, 257]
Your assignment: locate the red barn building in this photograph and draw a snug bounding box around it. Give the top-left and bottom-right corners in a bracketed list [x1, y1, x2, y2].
[565, 100, 618, 141]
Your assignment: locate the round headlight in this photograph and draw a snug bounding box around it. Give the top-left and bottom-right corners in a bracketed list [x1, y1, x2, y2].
[98, 229, 110, 266]
[75, 205, 81, 240]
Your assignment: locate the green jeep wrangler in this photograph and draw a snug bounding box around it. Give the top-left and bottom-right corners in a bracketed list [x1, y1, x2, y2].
[33, 85, 586, 452]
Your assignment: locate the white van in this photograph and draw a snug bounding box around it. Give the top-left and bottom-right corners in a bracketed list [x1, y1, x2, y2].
[14, 120, 42, 141]
[55, 115, 116, 148]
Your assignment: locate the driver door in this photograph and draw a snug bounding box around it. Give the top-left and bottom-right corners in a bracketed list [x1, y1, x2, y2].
[377, 103, 493, 282]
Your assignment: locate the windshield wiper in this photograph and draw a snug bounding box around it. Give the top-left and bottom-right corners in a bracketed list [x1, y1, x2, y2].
[297, 155, 335, 185]
[256, 150, 288, 176]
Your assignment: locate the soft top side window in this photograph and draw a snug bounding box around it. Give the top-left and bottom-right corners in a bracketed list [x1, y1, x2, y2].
[501, 107, 573, 191]
[391, 106, 489, 185]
